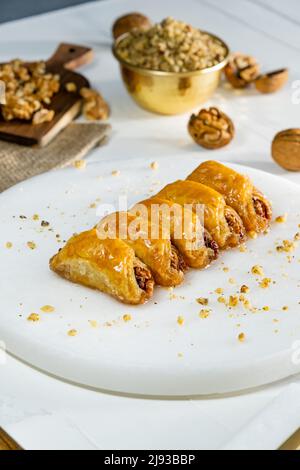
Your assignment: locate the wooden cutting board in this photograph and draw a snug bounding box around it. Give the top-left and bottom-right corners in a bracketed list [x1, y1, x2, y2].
[0, 43, 93, 147]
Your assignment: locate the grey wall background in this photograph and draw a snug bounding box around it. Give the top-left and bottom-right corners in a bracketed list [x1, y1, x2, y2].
[0, 0, 98, 24]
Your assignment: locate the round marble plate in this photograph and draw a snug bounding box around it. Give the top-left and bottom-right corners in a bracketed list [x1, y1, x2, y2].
[0, 155, 300, 395]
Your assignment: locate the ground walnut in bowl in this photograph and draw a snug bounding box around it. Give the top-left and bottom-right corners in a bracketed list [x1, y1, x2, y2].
[113, 17, 229, 114]
[115, 17, 227, 73]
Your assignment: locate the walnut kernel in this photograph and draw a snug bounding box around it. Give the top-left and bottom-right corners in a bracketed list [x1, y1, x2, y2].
[225, 53, 260, 89]
[188, 107, 234, 149]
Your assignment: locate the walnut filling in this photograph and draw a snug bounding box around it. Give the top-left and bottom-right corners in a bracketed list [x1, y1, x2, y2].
[134, 264, 154, 295]
[170, 245, 187, 273]
[225, 208, 246, 242]
[252, 196, 272, 221]
[204, 230, 219, 259]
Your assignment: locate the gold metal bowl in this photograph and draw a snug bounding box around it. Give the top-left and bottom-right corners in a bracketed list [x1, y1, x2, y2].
[113, 32, 230, 115]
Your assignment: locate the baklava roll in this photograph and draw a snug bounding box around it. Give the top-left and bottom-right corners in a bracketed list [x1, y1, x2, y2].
[157, 180, 246, 249]
[134, 197, 219, 268]
[187, 161, 272, 233]
[97, 211, 186, 287]
[50, 228, 154, 305]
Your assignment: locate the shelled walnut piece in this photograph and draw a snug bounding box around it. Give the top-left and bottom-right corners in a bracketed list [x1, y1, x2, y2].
[224, 53, 260, 89]
[188, 107, 235, 149]
[80, 87, 110, 121]
[112, 12, 152, 39]
[0, 59, 60, 123]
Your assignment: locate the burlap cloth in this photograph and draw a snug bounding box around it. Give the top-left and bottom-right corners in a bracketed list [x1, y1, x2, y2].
[0, 122, 111, 192]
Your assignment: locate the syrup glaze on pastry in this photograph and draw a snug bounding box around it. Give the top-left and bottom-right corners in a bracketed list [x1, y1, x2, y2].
[50, 229, 154, 305]
[98, 211, 186, 287]
[133, 197, 219, 269]
[187, 161, 272, 233]
[157, 180, 246, 249]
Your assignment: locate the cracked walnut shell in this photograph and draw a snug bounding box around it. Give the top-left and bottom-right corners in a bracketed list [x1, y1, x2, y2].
[255, 68, 288, 94]
[224, 53, 260, 89]
[188, 107, 235, 149]
[112, 12, 152, 40]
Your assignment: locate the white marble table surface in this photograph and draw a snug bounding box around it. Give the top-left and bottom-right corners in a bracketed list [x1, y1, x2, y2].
[0, 0, 300, 450]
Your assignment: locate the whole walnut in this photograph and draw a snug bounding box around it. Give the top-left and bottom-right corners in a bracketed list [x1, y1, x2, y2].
[225, 53, 260, 89]
[188, 107, 235, 150]
[112, 12, 152, 40]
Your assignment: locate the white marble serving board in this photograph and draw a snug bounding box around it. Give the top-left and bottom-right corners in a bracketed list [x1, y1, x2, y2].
[0, 155, 300, 396]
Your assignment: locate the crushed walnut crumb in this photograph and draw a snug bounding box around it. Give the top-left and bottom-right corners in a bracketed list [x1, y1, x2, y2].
[150, 161, 159, 170]
[215, 288, 223, 294]
[40, 305, 55, 313]
[276, 240, 296, 253]
[242, 299, 252, 310]
[199, 309, 211, 319]
[111, 170, 120, 176]
[238, 332, 246, 343]
[32, 214, 39, 221]
[240, 285, 250, 294]
[251, 265, 264, 276]
[275, 214, 287, 223]
[177, 315, 184, 326]
[262, 306, 270, 311]
[282, 306, 289, 311]
[123, 314, 132, 322]
[229, 295, 239, 307]
[73, 159, 86, 170]
[5, 242, 13, 249]
[196, 297, 208, 305]
[239, 244, 247, 253]
[88, 320, 98, 328]
[218, 296, 226, 304]
[259, 278, 272, 289]
[68, 329, 78, 337]
[27, 313, 40, 322]
[27, 241, 36, 250]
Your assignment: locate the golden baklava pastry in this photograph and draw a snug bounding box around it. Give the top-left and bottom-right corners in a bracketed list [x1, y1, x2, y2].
[49, 228, 154, 305]
[134, 197, 219, 268]
[157, 180, 246, 249]
[97, 211, 186, 287]
[187, 161, 272, 233]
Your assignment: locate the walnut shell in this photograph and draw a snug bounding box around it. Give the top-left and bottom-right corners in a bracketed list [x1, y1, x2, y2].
[188, 107, 235, 150]
[224, 53, 260, 89]
[255, 68, 288, 94]
[112, 12, 152, 40]
[272, 129, 300, 171]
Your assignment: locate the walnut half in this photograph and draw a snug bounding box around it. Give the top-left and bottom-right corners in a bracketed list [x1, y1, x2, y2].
[188, 107, 235, 150]
[224, 53, 260, 89]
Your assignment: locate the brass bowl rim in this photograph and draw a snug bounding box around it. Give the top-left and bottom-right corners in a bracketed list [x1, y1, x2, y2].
[112, 30, 230, 77]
